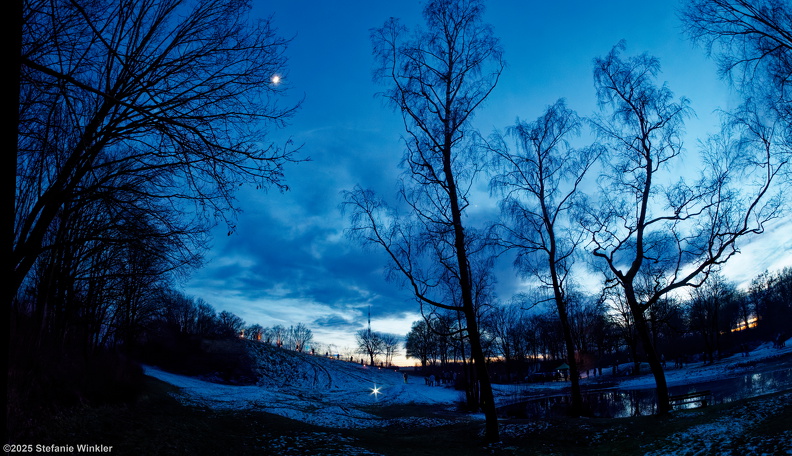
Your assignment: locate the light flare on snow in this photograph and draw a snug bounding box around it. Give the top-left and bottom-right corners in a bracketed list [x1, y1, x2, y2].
[370, 384, 382, 400]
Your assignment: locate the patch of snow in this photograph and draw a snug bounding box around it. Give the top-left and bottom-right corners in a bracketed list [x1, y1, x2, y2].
[144, 337, 792, 430]
[144, 342, 460, 429]
[614, 339, 792, 391]
[644, 392, 792, 455]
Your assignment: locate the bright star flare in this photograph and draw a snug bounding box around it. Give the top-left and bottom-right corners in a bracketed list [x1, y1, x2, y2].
[370, 384, 381, 400]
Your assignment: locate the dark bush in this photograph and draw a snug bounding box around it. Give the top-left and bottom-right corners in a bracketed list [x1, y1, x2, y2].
[130, 323, 257, 385]
[8, 321, 145, 440]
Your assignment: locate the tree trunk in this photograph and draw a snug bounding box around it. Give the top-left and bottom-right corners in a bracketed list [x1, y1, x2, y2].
[464, 311, 498, 441]
[458, 337, 475, 410]
[630, 299, 671, 414]
[558, 307, 583, 415]
[445, 139, 498, 441]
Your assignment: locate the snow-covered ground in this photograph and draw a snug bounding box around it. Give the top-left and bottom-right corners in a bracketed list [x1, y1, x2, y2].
[615, 338, 792, 391]
[144, 337, 792, 430]
[644, 391, 792, 455]
[144, 341, 460, 429]
[494, 337, 792, 400]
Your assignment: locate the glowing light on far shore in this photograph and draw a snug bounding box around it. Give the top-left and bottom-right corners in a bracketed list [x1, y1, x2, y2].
[731, 316, 759, 332]
[271, 74, 281, 85]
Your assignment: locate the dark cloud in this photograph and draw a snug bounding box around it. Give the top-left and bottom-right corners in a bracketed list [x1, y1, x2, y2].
[312, 315, 362, 331]
[189, 126, 416, 322]
[182, 1, 767, 358]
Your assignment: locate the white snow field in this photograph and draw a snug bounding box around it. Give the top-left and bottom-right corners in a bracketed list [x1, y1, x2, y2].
[144, 337, 792, 433]
[144, 341, 460, 429]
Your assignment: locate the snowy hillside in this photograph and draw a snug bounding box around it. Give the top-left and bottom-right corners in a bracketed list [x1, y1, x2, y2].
[144, 337, 792, 430]
[144, 341, 460, 429]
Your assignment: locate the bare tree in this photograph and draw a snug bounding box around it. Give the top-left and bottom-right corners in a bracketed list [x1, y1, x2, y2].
[14, 0, 298, 303]
[271, 324, 287, 348]
[217, 311, 245, 338]
[109, 243, 174, 347]
[246, 324, 264, 341]
[749, 267, 792, 339]
[486, 304, 520, 365]
[683, 0, 792, 134]
[687, 273, 739, 363]
[490, 99, 601, 415]
[345, 0, 503, 440]
[16, 187, 183, 351]
[289, 323, 313, 353]
[583, 42, 788, 414]
[602, 284, 641, 376]
[162, 290, 199, 335]
[380, 333, 401, 367]
[569, 293, 619, 372]
[5, 5, 23, 390]
[356, 328, 384, 365]
[12, 2, 299, 422]
[194, 299, 217, 337]
[405, 312, 465, 369]
[405, 319, 436, 368]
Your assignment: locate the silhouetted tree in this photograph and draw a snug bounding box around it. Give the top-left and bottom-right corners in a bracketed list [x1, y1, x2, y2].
[380, 333, 401, 366]
[749, 267, 792, 339]
[271, 324, 287, 347]
[490, 99, 601, 415]
[194, 299, 218, 337]
[405, 313, 465, 368]
[161, 290, 200, 334]
[602, 285, 641, 375]
[687, 273, 739, 362]
[566, 292, 615, 371]
[583, 42, 788, 414]
[14, 0, 298, 303]
[356, 328, 384, 365]
[645, 296, 685, 359]
[4, 1, 23, 404]
[486, 304, 523, 366]
[683, 0, 792, 137]
[246, 324, 264, 341]
[405, 320, 436, 368]
[288, 323, 313, 352]
[346, 0, 503, 440]
[217, 311, 245, 338]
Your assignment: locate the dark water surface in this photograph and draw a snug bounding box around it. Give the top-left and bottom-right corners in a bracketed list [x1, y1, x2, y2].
[502, 367, 792, 419]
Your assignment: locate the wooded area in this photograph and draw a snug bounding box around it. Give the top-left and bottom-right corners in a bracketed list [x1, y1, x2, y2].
[7, 0, 791, 445]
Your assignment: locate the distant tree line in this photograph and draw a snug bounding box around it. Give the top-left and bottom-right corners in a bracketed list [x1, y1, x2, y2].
[149, 289, 317, 352]
[406, 267, 792, 378]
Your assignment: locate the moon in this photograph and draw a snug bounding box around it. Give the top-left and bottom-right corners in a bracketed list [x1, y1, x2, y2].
[271, 75, 281, 85]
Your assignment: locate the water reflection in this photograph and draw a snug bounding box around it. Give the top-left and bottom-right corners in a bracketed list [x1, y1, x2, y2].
[502, 367, 792, 419]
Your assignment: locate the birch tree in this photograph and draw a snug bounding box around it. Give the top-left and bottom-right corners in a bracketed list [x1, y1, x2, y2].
[490, 100, 601, 416]
[345, 0, 503, 440]
[583, 42, 787, 414]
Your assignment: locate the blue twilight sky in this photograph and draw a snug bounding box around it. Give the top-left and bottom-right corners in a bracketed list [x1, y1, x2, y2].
[183, 0, 792, 357]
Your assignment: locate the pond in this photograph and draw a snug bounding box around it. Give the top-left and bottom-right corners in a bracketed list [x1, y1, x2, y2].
[500, 367, 792, 419]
